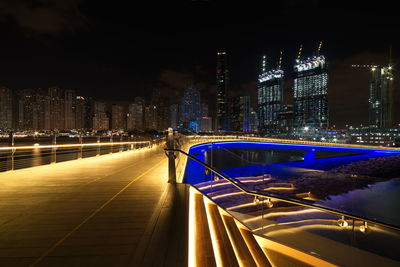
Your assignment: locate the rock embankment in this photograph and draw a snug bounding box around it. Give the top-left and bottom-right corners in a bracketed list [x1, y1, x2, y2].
[289, 154, 400, 200]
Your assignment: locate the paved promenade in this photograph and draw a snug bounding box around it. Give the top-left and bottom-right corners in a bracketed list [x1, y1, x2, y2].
[0, 146, 188, 267]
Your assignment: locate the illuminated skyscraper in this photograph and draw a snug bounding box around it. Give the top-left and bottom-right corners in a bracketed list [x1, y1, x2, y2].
[293, 55, 328, 131]
[0, 87, 13, 130]
[369, 65, 394, 128]
[216, 51, 229, 131]
[257, 55, 284, 133]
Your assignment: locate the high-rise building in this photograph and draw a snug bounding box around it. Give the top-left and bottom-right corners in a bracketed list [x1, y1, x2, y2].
[369, 65, 394, 128]
[64, 89, 76, 130]
[151, 89, 165, 131]
[180, 85, 201, 124]
[84, 97, 94, 129]
[93, 101, 109, 130]
[231, 95, 250, 132]
[111, 104, 125, 130]
[127, 100, 144, 131]
[127, 104, 135, 131]
[18, 89, 36, 130]
[277, 104, 294, 132]
[293, 55, 328, 131]
[144, 105, 157, 130]
[249, 107, 259, 132]
[258, 55, 284, 133]
[198, 117, 212, 132]
[75, 96, 87, 130]
[201, 103, 209, 117]
[18, 88, 47, 130]
[0, 87, 13, 130]
[216, 51, 229, 131]
[169, 104, 178, 128]
[33, 90, 46, 130]
[47, 87, 65, 130]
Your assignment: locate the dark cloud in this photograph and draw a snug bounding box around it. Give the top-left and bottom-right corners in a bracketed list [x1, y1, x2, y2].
[329, 51, 390, 127]
[0, 0, 87, 34]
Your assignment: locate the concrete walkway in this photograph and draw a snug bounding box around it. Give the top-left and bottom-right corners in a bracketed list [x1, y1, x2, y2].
[0, 146, 187, 267]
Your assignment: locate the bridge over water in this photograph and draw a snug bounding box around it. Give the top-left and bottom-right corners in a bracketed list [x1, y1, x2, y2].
[0, 143, 191, 266]
[0, 136, 399, 267]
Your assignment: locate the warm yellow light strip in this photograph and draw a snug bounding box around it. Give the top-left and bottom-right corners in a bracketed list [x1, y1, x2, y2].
[243, 208, 323, 223]
[197, 179, 262, 190]
[253, 234, 337, 267]
[212, 191, 244, 200]
[0, 141, 150, 150]
[204, 197, 224, 267]
[220, 210, 245, 267]
[189, 135, 400, 150]
[227, 202, 258, 211]
[263, 187, 295, 191]
[188, 186, 197, 267]
[253, 219, 335, 232]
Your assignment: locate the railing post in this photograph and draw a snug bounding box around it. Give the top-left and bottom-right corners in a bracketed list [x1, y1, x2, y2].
[78, 134, 83, 159]
[110, 134, 113, 154]
[7, 132, 14, 171]
[97, 136, 100, 156]
[51, 130, 57, 164]
[167, 128, 176, 183]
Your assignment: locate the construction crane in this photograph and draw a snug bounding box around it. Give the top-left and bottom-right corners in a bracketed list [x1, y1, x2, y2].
[351, 64, 378, 69]
[297, 44, 303, 60]
[277, 51, 283, 69]
[317, 41, 323, 55]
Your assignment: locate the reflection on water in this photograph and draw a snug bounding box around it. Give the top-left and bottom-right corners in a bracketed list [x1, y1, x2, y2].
[32, 147, 43, 167]
[317, 178, 400, 226]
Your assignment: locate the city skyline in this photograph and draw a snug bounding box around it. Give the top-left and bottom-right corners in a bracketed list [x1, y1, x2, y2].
[0, 45, 398, 133]
[0, 1, 399, 129]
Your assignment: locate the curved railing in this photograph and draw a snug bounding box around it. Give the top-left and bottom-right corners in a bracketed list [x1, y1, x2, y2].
[165, 148, 400, 232]
[165, 145, 400, 266]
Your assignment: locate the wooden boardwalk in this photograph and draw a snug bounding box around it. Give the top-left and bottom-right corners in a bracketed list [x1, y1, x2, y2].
[0, 146, 188, 267]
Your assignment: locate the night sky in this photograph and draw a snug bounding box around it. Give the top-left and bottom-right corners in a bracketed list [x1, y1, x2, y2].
[0, 0, 399, 128]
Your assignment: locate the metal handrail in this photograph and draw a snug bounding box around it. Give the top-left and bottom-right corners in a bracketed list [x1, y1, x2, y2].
[188, 135, 400, 151]
[0, 141, 151, 150]
[165, 148, 400, 232]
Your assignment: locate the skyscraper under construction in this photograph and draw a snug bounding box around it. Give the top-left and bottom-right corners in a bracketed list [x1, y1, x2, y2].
[293, 49, 329, 132]
[369, 65, 394, 128]
[257, 54, 284, 133]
